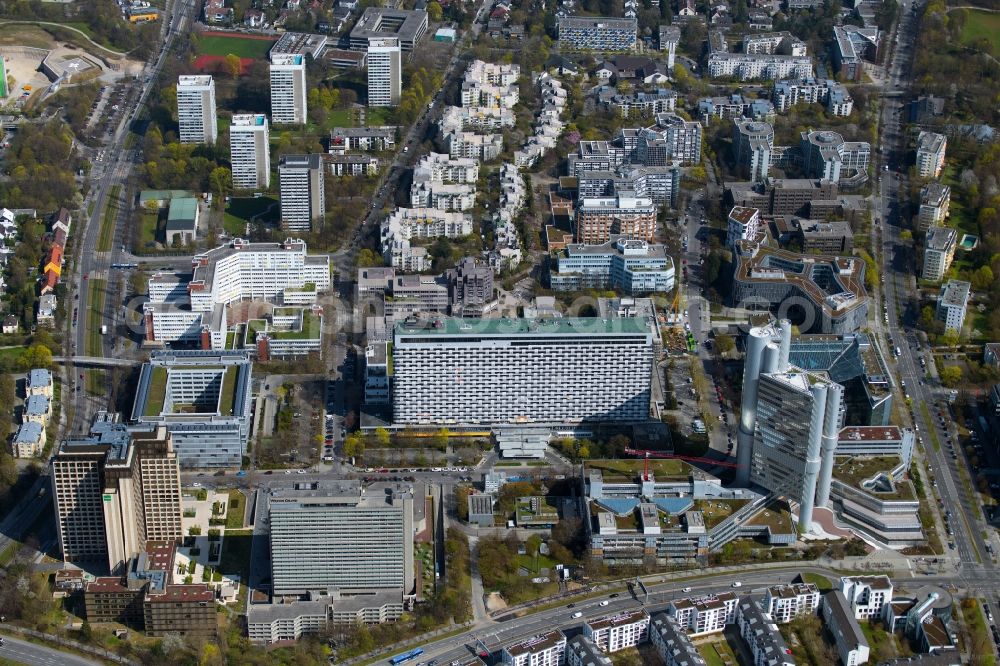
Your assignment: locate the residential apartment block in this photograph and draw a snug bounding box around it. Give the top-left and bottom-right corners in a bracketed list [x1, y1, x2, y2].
[800, 130, 871, 183]
[329, 126, 397, 153]
[916, 131, 947, 179]
[130, 351, 254, 469]
[840, 576, 893, 620]
[502, 630, 567, 666]
[444, 130, 504, 161]
[764, 583, 821, 623]
[567, 636, 612, 666]
[743, 31, 807, 56]
[52, 421, 182, 573]
[773, 77, 853, 116]
[550, 235, 675, 294]
[461, 60, 520, 108]
[576, 165, 680, 207]
[584, 609, 649, 652]
[230, 114, 271, 190]
[832, 25, 881, 81]
[367, 37, 402, 107]
[649, 613, 707, 666]
[391, 316, 654, 426]
[936, 279, 970, 334]
[917, 182, 951, 231]
[380, 207, 473, 270]
[667, 593, 739, 636]
[279, 154, 325, 231]
[922, 226, 957, 282]
[270, 53, 307, 124]
[576, 194, 657, 244]
[823, 591, 871, 665]
[707, 53, 814, 81]
[727, 205, 763, 247]
[733, 120, 775, 182]
[176, 75, 217, 144]
[557, 16, 637, 51]
[735, 597, 795, 666]
[327, 153, 379, 176]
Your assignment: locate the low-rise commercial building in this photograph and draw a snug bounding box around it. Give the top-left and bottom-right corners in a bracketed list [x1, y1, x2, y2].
[348, 7, 428, 51]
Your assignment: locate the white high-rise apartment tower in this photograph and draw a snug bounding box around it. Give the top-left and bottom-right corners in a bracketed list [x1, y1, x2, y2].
[270, 53, 308, 124]
[176, 75, 218, 144]
[278, 154, 326, 231]
[367, 37, 401, 107]
[230, 114, 271, 190]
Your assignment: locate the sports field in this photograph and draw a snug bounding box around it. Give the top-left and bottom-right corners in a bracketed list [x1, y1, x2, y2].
[197, 33, 275, 59]
[960, 9, 1000, 53]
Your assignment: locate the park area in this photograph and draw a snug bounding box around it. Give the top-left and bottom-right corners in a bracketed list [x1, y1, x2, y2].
[960, 9, 1000, 53]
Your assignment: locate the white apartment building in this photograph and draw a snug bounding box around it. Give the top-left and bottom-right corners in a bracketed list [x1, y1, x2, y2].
[727, 205, 762, 247]
[176, 75, 217, 144]
[823, 591, 871, 666]
[743, 31, 807, 56]
[584, 610, 649, 652]
[566, 636, 612, 666]
[918, 182, 951, 231]
[267, 481, 414, 596]
[800, 130, 871, 182]
[444, 130, 504, 161]
[936, 279, 970, 334]
[392, 316, 653, 426]
[707, 53, 814, 81]
[550, 236, 675, 295]
[733, 120, 774, 182]
[916, 131, 946, 179]
[380, 207, 472, 270]
[772, 77, 853, 116]
[650, 613, 706, 666]
[763, 583, 821, 623]
[270, 53, 307, 124]
[230, 114, 270, 190]
[144, 238, 330, 346]
[279, 154, 326, 231]
[412, 152, 480, 183]
[439, 105, 515, 133]
[502, 630, 567, 666]
[921, 225, 957, 282]
[367, 37, 401, 107]
[461, 60, 520, 109]
[840, 576, 893, 620]
[666, 593, 739, 636]
[409, 182, 475, 210]
[736, 598, 796, 666]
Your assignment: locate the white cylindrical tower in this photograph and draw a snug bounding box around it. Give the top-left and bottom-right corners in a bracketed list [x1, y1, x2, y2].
[761, 342, 780, 375]
[777, 319, 792, 372]
[735, 326, 772, 486]
[798, 383, 828, 533]
[815, 383, 843, 508]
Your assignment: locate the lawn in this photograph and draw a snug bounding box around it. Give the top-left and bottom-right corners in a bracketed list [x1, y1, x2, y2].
[196, 34, 275, 59]
[136, 210, 161, 250]
[218, 529, 253, 583]
[224, 196, 279, 236]
[365, 106, 396, 126]
[226, 490, 246, 529]
[960, 9, 1000, 53]
[86, 278, 107, 358]
[327, 108, 355, 128]
[800, 573, 832, 591]
[96, 185, 121, 252]
[698, 639, 737, 666]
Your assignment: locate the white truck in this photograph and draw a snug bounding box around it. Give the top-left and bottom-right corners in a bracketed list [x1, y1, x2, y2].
[100, 325, 108, 335]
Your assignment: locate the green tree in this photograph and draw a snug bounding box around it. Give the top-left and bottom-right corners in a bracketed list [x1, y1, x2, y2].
[209, 166, 231, 201]
[357, 248, 383, 267]
[224, 54, 242, 79]
[21, 344, 52, 370]
[374, 427, 390, 447]
[715, 334, 736, 354]
[427, 1, 443, 21]
[941, 366, 963, 387]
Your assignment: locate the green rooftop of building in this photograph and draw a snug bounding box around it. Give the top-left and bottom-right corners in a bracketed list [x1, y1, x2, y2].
[395, 316, 651, 337]
[139, 189, 194, 203]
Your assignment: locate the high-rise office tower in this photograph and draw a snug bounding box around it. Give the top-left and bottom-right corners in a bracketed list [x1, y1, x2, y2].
[367, 37, 402, 107]
[51, 420, 183, 573]
[269, 53, 307, 125]
[278, 154, 326, 231]
[176, 75, 218, 144]
[230, 114, 271, 190]
[268, 481, 414, 597]
[736, 320, 844, 532]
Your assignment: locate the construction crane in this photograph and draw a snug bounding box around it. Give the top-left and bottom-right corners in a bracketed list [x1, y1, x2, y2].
[624, 447, 740, 481]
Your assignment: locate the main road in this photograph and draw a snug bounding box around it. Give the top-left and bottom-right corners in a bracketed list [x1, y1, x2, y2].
[0, 634, 101, 666]
[868, 0, 993, 571]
